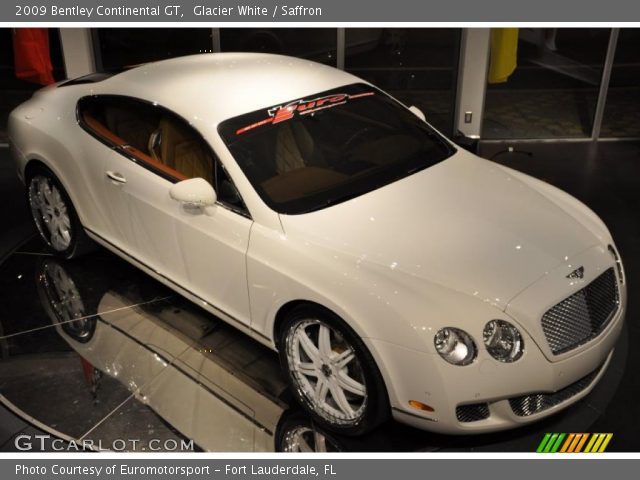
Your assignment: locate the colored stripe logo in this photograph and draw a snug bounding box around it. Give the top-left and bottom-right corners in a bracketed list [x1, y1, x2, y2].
[536, 433, 613, 453]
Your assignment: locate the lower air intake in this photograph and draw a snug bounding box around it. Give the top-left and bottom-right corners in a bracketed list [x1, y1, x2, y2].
[456, 403, 490, 423]
[509, 365, 602, 417]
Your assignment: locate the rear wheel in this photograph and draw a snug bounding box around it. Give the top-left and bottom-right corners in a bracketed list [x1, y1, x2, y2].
[279, 305, 389, 436]
[27, 167, 94, 258]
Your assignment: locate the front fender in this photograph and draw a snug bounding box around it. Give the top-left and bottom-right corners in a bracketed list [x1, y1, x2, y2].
[247, 223, 510, 355]
[495, 163, 612, 244]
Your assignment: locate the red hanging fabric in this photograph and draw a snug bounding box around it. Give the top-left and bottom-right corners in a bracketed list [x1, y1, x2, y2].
[12, 28, 55, 85]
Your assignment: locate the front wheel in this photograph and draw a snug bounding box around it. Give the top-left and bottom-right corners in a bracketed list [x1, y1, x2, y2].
[27, 167, 94, 258]
[276, 412, 343, 452]
[279, 305, 389, 436]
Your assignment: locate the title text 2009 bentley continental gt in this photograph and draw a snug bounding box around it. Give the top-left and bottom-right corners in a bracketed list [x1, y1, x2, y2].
[9, 53, 626, 435]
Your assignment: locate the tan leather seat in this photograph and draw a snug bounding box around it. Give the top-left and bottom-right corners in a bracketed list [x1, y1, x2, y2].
[83, 112, 187, 181]
[274, 123, 324, 174]
[105, 106, 156, 154]
[275, 123, 306, 174]
[157, 117, 213, 184]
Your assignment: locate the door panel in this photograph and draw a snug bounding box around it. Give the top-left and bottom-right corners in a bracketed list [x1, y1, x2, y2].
[174, 206, 253, 325]
[106, 156, 188, 282]
[78, 94, 253, 327]
[76, 136, 136, 252]
[104, 153, 253, 327]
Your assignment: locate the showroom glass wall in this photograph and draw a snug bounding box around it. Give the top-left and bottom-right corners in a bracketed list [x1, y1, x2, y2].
[94, 29, 214, 69]
[344, 29, 461, 135]
[96, 28, 338, 69]
[479, 28, 640, 142]
[482, 28, 611, 139]
[219, 28, 338, 65]
[601, 29, 640, 138]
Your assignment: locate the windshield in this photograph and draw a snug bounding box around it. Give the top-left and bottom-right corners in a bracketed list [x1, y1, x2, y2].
[218, 83, 455, 214]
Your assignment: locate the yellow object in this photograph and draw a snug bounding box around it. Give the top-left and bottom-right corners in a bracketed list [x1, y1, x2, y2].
[408, 400, 434, 412]
[598, 433, 613, 453]
[488, 28, 519, 84]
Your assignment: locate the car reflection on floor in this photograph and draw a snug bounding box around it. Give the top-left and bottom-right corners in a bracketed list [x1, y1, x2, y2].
[36, 255, 369, 452]
[41, 259, 285, 451]
[0, 239, 624, 452]
[0, 244, 438, 451]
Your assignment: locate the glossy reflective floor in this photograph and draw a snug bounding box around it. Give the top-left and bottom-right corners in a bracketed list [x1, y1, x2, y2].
[0, 142, 638, 452]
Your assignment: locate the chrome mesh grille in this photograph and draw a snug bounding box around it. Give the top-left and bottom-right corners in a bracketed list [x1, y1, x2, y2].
[509, 365, 601, 417]
[456, 403, 490, 423]
[541, 268, 619, 355]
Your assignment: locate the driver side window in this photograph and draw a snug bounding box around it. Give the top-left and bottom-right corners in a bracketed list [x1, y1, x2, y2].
[148, 115, 214, 185]
[78, 96, 249, 216]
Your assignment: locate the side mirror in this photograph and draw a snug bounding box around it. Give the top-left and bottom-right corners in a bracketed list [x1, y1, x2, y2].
[452, 131, 479, 154]
[169, 178, 217, 207]
[408, 105, 426, 122]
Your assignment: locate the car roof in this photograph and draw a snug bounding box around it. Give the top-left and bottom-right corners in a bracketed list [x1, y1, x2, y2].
[97, 52, 362, 126]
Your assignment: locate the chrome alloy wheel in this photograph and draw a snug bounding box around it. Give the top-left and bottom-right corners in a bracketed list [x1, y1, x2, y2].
[280, 425, 339, 452]
[29, 175, 72, 252]
[286, 319, 367, 425]
[41, 261, 89, 338]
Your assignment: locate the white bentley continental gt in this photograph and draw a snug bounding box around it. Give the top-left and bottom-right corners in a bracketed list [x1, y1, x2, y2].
[8, 53, 626, 435]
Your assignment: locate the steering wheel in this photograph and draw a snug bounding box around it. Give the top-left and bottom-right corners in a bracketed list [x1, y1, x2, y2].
[343, 127, 373, 152]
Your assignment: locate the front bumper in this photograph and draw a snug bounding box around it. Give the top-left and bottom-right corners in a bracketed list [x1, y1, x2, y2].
[365, 299, 624, 434]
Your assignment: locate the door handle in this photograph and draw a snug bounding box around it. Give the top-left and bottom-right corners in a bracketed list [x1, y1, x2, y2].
[106, 171, 127, 184]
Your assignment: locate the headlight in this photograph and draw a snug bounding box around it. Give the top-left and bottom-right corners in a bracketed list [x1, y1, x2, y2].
[483, 320, 524, 363]
[608, 245, 624, 284]
[434, 327, 476, 366]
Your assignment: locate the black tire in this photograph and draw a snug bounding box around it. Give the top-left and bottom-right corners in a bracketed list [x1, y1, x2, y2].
[278, 304, 389, 436]
[26, 166, 95, 259]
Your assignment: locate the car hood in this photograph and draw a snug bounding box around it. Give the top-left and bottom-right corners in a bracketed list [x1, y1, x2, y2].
[279, 151, 601, 311]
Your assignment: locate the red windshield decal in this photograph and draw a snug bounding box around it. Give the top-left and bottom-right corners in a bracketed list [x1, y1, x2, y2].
[235, 91, 375, 135]
[235, 117, 274, 135]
